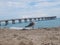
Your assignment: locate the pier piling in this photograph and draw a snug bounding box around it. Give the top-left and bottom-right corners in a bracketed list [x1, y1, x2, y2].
[12, 20, 15, 24]
[34, 18, 36, 20]
[29, 18, 32, 22]
[24, 18, 27, 22]
[38, 18, 40, 21]
[5, 21, 8, 25]
[18, 19, 21, 23]
[41, 17, 44, 20]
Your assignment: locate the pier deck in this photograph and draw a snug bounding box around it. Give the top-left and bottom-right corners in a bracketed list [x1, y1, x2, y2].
[0, 16, 56, 26]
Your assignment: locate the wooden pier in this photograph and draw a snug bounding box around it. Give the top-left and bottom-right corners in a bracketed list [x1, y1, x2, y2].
[0, 16, 56, 26]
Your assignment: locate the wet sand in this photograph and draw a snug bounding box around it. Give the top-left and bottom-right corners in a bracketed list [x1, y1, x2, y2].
[0, 27, 60, 45]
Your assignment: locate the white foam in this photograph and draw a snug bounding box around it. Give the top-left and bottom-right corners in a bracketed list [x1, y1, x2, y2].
[9, 27, 31, 30]
[9, 27, 23, 29]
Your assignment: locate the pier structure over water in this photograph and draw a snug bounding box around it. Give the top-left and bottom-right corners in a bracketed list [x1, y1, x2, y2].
[0, 16, 56, 26]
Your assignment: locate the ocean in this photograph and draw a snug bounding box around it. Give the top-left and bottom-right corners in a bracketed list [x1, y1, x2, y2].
[0, 18, 60, 29]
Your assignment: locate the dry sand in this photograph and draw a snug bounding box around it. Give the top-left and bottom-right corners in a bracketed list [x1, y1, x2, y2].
[0, 27, 60, 45]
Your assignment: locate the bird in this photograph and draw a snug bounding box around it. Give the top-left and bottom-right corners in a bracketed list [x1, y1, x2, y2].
[25, 21, 35, 29]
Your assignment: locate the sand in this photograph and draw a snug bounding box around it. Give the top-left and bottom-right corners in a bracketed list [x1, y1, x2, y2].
[0, 27, 60, 45]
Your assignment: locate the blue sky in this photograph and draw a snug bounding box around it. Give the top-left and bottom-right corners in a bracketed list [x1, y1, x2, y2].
[0, 0, 60, 20]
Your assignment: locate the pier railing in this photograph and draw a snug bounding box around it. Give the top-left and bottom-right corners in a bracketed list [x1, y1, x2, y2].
[0, 16, 56, 26]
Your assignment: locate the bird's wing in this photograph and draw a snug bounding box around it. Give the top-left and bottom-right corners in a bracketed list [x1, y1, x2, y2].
[25, 23, 34, 27]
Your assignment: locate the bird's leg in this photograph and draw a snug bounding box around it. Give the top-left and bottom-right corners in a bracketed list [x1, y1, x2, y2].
[30, 27, 32, 30]
[32, 25, 34, 30]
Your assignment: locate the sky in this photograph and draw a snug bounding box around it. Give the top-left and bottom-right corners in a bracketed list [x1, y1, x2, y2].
[0, 0, 60, 20]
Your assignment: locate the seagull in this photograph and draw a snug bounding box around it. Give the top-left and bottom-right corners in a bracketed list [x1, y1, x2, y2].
[25, 21, 35, 29]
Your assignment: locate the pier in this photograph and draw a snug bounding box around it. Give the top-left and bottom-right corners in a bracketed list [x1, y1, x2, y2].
[0, 16, 56, 26]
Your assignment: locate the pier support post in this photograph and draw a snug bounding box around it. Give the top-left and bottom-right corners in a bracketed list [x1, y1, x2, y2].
[12, 20, 15, 24]
[34, 18, 36, 20]
[5, 21, 8, 25]
[45, 17, 49, 20]
[18, 19, 21, 23]
[41, 17, 44, 20]
[24, 18, 27, 22]
[38, 18, 40, 21]
[29, 18, 32, 22]
[48, 17, 51, 20]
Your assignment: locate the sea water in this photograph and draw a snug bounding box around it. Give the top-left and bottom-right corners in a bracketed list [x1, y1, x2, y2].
[0, 18, 60, 29]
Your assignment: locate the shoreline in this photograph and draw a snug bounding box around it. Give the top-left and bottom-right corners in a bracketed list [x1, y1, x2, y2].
[0, 27, 60, 45]
[0, 26, 60, 30]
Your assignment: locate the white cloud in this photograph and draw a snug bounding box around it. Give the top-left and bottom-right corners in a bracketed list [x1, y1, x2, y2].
[0, 0, 60, 8]
[7, 1, 26, 8]
[0, 0, 60, 19]
[17, 11, 48, 18]
[46, 7, 60, 17]
[33, 1, 60, 8]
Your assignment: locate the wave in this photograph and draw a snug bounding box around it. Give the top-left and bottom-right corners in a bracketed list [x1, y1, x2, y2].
[9, 27, 31, 30]
[9, 27, 23, 29]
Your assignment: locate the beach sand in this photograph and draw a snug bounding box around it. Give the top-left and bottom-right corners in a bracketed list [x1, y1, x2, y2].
[0, 27, 60, 45]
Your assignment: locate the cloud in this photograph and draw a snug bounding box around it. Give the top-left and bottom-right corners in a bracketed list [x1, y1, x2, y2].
[0, 0, 60, 8]
[0, 0, 60, 19]
[45, 7, 60, 17]
[7, 1, 26, 8]
[17, 11, 48, 18]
